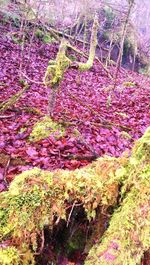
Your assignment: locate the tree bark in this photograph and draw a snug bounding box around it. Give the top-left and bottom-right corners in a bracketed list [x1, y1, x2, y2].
[113, 0, 135, 88]
[78, 13, 98, 71]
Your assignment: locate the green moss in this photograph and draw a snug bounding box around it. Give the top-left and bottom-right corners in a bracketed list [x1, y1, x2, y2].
[85, 167, 150, 265]
[0, 84, 29, 113]
[43, 34, 54, 43]
[0, 128, 150, 264]
[0, 155, 123, 263]
[35, 29, 54, 43]
[29, 116, 65, 142]
[79, 14, 98, 72]
[44, 39, 71, 87]
[0, 247, 20, 265]
[79, 62, 92, 71]
[0, 246, 35, 265]
[85, 127, 150, 265]
[123, 81, 136, 87]
[132, 127, 150, 161]
[35, 29, 44, 39]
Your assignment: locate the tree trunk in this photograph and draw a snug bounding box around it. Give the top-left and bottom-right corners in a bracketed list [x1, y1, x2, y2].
[113, 0, 134, 88]
[78, 13, 98, 71]
[43, 39, 71, 116]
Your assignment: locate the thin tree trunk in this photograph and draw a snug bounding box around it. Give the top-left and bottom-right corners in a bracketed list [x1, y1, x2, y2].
[113, 0, 134, 89]
[79, 13, 99, 71]
[48, 84, 58, 117]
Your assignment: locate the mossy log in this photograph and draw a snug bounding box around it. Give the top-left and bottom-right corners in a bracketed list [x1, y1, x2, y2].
[0, 84, 29, 113]
[0, 128, 150, 264]
[85, 127, 150, 265]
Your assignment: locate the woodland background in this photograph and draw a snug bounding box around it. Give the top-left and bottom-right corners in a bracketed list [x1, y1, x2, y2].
[0, 0, 150, 265]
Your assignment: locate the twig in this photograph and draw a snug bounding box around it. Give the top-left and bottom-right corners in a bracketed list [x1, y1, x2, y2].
[3, 157, 11, 186]
[65, 202, 83, 211]
[0, 114, 15, 119]
[42, 23, 90, 45]
[20, 72, 44, 85]
[34, 230, 45, 255]
[39, 230, 45, 254]
[67, 201, 76, 227]
[64, 154, 98, 161]
[95, 56, 114, 80]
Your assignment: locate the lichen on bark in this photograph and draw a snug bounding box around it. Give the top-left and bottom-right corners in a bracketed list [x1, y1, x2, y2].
[79, 13, 98, 71]
[43, 39, 71, 87]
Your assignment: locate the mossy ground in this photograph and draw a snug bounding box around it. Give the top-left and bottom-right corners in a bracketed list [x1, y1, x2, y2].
[29, 116, 66, 142]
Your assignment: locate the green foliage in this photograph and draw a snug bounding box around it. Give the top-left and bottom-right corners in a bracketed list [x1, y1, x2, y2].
[139, 65, 150, 76]
[35, 29, 44, 39]
[29, 115, 66, 142]
[103, 6, 116, 28]
[35, 29, 55, 43]
[43, 34, 54, 43]
[0, 247, 20, 265]
[19, 79, 26, 85]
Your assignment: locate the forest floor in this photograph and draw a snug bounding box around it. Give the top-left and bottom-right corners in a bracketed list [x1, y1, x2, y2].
[0, 21, 150, 191]
[0, 20, 150, 265]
